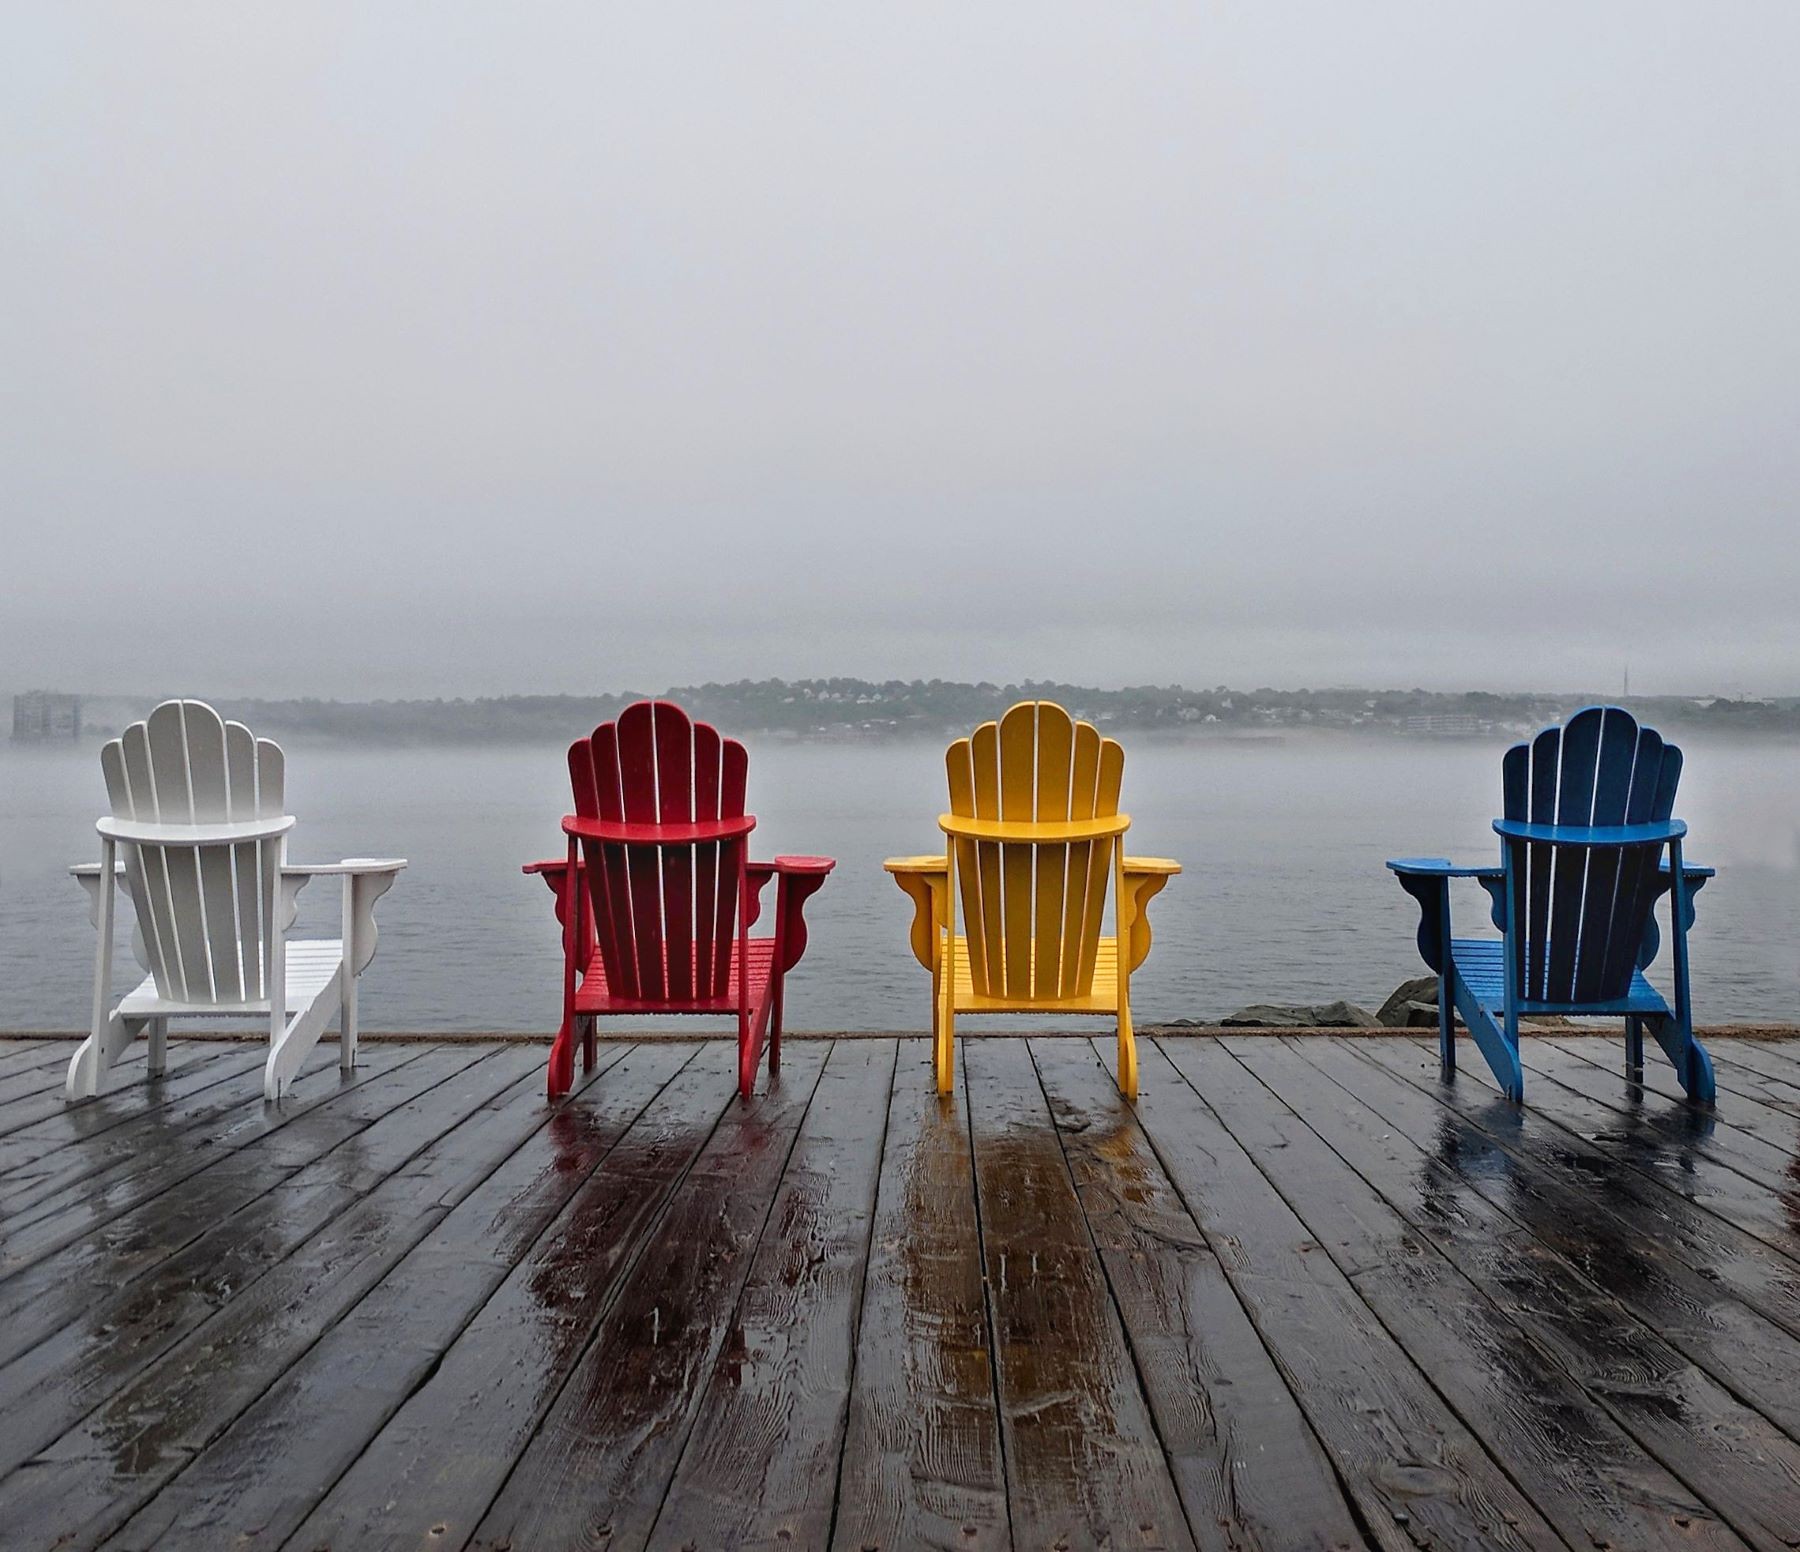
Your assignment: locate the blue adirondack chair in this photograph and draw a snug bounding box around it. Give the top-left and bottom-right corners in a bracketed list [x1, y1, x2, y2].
[1388, 705, 1715, 1104]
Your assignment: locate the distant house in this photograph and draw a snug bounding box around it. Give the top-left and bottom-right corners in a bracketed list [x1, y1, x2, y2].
[12, 691, 81, 741]
[1404, 713, 1483, 737]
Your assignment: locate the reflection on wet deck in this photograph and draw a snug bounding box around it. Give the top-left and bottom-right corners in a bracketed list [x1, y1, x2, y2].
[2, 1031, 1800, 1550]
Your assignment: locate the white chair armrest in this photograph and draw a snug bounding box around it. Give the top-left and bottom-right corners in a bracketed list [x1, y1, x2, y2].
[282, 858, 407, 877]
[314, 862, 406, 975]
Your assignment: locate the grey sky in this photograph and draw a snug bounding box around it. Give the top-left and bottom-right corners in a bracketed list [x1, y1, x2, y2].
[4, 3, 1796, 699]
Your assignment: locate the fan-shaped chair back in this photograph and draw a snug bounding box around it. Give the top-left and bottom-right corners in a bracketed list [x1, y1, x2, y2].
[568, 699, 749, 1003]
[99, 700, 287, 1005]
[946, 700, 1125, 1001]
[1502, 705, 1682, 1004]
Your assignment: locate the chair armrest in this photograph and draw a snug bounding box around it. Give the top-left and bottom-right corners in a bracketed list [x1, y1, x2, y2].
[1123, 855, 1181, 877]
[71, 860, 127, 930]
[1120, 859, 1180, 971]
[885, 855, 950, 971]
[1658, 859, 1715, 880]
[314, 864, 403, 975]
[1387, 857, 1502, 879]
[761, 856, 835, 973]
[1643, 858, 1713, 956]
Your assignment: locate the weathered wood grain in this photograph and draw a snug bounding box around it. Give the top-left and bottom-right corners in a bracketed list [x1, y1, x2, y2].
[465, 1041, 832, 1552]
[964, 1037, 1196, 1552]
[0, 1042, 419, 1227]
[0, 1044, 489, 1369]
[1031, 1038, 1365, 1552]
[832, 1044, 1010, 1552]
[1350, 1038, 1800, 1442]
[0, 1042, 255, 1150]
[1146, 1038, 1563, 1550]
[0, 1046, 548, 1549]
[99, 1042, 702, 1550]
[1231, 1035, 1781, 1550]
[646, 1039, 897, 1551]
[283, 1040, 743, 1552]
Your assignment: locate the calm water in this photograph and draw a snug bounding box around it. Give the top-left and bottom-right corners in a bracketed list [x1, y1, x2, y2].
[2, 735, 1796, 1031]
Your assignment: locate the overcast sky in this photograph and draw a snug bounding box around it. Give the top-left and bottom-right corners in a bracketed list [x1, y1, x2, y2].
[3, 3, 1795, 700]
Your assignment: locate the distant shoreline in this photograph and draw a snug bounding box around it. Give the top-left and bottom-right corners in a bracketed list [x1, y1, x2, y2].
[12, 678, 1800, 746]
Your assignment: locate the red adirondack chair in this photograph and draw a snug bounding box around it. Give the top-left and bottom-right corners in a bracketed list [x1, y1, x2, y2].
[524, 700, 834, 1099]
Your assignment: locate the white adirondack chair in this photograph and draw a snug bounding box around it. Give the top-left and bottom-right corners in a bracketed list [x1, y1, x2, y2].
[68, 700, 404, 1102]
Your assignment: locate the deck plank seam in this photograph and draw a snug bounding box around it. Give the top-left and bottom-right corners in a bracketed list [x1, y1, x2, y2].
[1243, 1034, 1777, 1549]
[1145, 1036, 1579, 1552]
[0, 1046, 548, 1545]
[1455, 1039, 1800, 1276]
[1337, 1038, 1800, 1447]
[469, 1047, 830, 1552]
[960, 1042, 1019, 1552]
[820, 1036, 903, 1552]
[241, 1043, 725, 1552]
[0, 1042, 476, 1292]
[1025, 1037, 1215, 1552]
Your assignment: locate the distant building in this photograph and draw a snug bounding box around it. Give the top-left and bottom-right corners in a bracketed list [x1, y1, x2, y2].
[12, 691, 82, 741]
[1404, 713, 1482, 737]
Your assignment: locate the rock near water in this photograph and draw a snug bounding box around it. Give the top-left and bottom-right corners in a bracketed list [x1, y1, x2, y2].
[1219, 1000, 1381, 1029]
[1377, 975, 1442, 1029]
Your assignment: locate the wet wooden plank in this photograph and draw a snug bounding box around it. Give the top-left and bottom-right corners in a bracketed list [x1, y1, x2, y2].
[1144, 1038, 1563, 1550]
[648, 1040, 898, 1552]
[0, 1043, 87, 1103]
[0, 1042, 254, 1148]
[1230, 1035, 1783, 1550]
[1537, 1036, 1800, 1161]
[465, 1042, 832, 1552]
[0, 1044, 489, 1369]
[1707, 1042, 1800, 1114]
[1350, 1038, 1800, 1445]
[963, 1037, 1196, 1552]
[1031, 1039, 1365, 1552]
[1469, 1039, 1800, 1267]
[832, 1044, 1009, 1552]
[0, 1041, 81, 1078]
[0, 1042, 418, 1226]
[286, 1042, 744, 1552]
[100, 1041, 706, 1550]
[0, 1045, 549, 1545]
[1709, 1039, 1800, 1080]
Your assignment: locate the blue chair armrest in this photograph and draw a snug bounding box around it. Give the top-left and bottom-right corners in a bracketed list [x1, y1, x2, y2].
[1388, 859, 1510, 972]
[1387, 857, 1502, 879]
[1658, 859, 1715, 880]
[1636, 858, 1712, 966]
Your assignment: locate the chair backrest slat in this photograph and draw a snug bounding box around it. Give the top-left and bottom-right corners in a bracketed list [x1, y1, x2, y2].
[100, 701, 287, 1006]
[948, 701, 1125, 1000]
[1502, 705, 1680, 1005]
[570, 701, 750, 1007]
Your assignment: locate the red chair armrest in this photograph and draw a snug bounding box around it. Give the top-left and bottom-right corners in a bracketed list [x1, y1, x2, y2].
[771, 857, 834, 974]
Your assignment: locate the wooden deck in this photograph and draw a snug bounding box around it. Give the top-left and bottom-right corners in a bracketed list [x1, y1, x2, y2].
[3, 1034, 1800, 1549]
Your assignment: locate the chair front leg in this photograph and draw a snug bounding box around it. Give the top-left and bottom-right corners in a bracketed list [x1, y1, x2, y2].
[72, 838, 121, 1100]
[340, 874, 359, 1070]
[548, 835, 581, 1099]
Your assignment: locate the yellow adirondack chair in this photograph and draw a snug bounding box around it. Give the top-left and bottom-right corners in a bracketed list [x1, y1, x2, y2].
[885, 701, 1180, 1097]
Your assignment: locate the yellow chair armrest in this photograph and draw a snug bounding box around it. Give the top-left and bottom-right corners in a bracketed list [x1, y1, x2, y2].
[1121, 859, 1180, 972]
[883, 854, 946, 874]
[885, 855, 951, 971]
